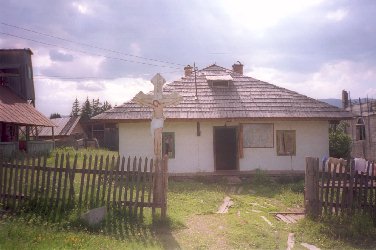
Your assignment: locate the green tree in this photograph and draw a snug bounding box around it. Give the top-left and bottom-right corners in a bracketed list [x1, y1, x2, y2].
[71, 98, 80, 116]
[329, 121, 352, 158]
[91, 98, 102, 117]
[49, 113, 61, 119]
[101, 101, 112, 112]
[81, 97, 92, 121]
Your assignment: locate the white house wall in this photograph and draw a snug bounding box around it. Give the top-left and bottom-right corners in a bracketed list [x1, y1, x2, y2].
[118, 120, 329, 173]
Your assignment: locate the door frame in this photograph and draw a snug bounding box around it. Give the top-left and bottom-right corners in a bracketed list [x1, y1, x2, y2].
[213, 126, 239, 171]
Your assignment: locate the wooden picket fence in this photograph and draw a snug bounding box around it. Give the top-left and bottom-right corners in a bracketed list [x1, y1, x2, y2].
[0, 153, 168, 219]
[305, 157, 376, 220]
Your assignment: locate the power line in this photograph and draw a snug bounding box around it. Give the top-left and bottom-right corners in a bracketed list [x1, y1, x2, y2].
[1, 22, 185, 67]
[0, 32, 181, 70]
[34, 70, 182, 80]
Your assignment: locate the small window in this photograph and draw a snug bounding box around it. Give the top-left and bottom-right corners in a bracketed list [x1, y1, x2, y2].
[162, 132, 175, 158]
[276, 130, 296, 156]
[211, 80, 229, 88]
[356, 118, 366, 140]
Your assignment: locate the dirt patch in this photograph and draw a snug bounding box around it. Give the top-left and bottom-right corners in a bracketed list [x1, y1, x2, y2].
[172, 214, 230, 249]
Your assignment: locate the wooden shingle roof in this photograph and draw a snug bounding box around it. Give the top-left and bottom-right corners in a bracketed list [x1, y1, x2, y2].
[38, 116, 81, 136]
[93, 64, 352, 121]
[0, 86, 55, 127]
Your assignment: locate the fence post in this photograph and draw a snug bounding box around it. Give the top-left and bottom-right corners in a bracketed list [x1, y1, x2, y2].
[305, 157, 320, 218]
[161, 155, 168, 219]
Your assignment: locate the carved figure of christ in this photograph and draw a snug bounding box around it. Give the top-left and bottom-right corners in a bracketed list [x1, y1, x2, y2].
[132, 73, 182, 160]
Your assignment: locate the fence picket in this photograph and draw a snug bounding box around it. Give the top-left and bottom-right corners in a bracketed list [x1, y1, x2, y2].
[23, 156, 29, 207]
[134, 157, 142, 217]
[112, 156, 120, 209]
[68, 154, 77, 209]
[118, 156, 125, 212]
[2, 158, 8, 208]
[101, 155, 109, 207]
[12, 157, 20, 211]
[123, 157, 131, 213]
[90, 155, 99, 208]
[140, 157, 148, 218]
[95, 155, 104, 207]
[107, 156, 115, 209]
[129, 157, 137, 216]
[84, 155, 92, 208]
[78, 155, 87, 209]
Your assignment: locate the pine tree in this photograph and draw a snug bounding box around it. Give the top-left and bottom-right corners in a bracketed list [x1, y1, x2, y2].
[91, 98, 102, 117]
[101, 101, 112, 112]
[81, 97, 92, 121]
[50, 113, 61, 119]
[71, 98, 80, 116]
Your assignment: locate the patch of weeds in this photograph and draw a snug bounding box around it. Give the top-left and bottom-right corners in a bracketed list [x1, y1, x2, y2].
[295, 214, 376, 249]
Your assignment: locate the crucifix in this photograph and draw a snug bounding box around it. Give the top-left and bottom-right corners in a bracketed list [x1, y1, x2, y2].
[132, 73, 183, 161]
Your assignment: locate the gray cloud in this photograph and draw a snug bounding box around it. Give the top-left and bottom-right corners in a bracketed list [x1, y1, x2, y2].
[49, 50, 74, 62]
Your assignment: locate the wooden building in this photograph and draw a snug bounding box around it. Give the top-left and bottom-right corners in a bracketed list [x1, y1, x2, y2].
[0, 49, 55, 156]
[342, 90, 376, 160]
[93, 63, 352, 174]
[38, 116, 87, 148]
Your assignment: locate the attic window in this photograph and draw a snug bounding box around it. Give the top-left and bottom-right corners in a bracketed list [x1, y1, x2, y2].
[356, 118, 366, 141]
[206, 75, 232, 88]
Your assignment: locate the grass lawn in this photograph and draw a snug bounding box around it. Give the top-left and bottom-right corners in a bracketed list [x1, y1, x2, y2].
[1, 149, 376, 249]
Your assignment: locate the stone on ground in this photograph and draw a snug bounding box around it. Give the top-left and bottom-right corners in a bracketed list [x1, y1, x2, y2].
[81, 206, 107, 226]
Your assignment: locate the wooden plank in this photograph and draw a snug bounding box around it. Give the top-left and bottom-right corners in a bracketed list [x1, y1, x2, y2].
[150, 159, 155, 218]
[129, 157, 137, 216]
[0, 157, 4, 207]
[112, 156, 120, 209]
[12, 157, 20, 211]
[33, 156, 40, 202]
[324, 163, 331, 214]
[334, 163, 343, 215]
[123, 157, 131, 213]
[319, 159, 325, 214]
[39, 156, 47, 207]
[55, 153, 65, 214]
[44, 166, 52, 214]
[95, 155, 104, 207]
[60, 154, 70, 213]
[329, 162, 337, 215]
[90, 155, 98, 208]
[134, 157, 142, 217]
[140, 157, 148, 218]
[305, 157, 320, 218]
[101, 155, 110, 207]
[18, 156, 26, 208]
[284, 215, 297, 223]
[354, 170, 360, 213]
[161, 156, 168, 219]
[23, 156, 30, 207]
[78, 155, 87, 210]
[275, 214, 291, 224]
[348, 160, 355, 214]
[2, 159, 8, 208]
[49, 153, 61, 213]
[68, 154, 77, 209]
[84, 155, 92, 208]
[106, 156, 115, 209]
[117, 156, 125, 212]
[363, 162, 370, 214]
[217, 196, 233, 213]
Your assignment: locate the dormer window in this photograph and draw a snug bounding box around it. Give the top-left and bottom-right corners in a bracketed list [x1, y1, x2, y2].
[206, 75, 232, 88]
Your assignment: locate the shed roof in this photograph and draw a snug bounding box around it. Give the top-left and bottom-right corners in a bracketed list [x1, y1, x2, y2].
[0, 86, 55, 127]
[93, 64, 352, 121]
[38, 116, 81, 136]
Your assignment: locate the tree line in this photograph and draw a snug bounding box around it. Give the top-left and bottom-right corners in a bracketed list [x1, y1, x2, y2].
[71, 97, 112, 120]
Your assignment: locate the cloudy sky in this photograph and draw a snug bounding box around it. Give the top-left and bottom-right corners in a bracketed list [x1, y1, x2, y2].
[1, 0, 376, 116]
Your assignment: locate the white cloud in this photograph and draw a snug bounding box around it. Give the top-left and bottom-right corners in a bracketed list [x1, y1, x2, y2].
[220, 0, 323, 32]
[249, 60, 376, 99]
[72, 2, 90, 14]
[326, 9, 348, 22]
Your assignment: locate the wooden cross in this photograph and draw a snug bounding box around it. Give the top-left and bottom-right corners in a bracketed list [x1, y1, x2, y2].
[132, 73, 183, 161]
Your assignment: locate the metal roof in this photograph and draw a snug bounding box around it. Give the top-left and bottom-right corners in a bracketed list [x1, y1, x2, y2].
[0, 86, 55, 127]
[93, 64, 353, 121]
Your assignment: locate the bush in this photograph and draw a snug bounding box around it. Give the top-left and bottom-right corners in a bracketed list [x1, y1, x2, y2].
[329, 122, 352, 158]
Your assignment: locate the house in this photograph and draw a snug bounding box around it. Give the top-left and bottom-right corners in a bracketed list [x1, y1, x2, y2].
[0, 49, 55, 156]
[93, 63, 352, 174]
[38, 116, 87, 148]
[342, 90, 376, 160]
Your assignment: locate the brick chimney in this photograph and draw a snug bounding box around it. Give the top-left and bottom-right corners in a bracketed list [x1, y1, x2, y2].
[184, 65, 193, 77]
[342, 90, 349, 109]
[232, 61, 243, 75]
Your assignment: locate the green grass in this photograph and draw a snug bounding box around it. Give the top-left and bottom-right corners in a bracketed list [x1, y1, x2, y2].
[1, 152, 376, 249]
